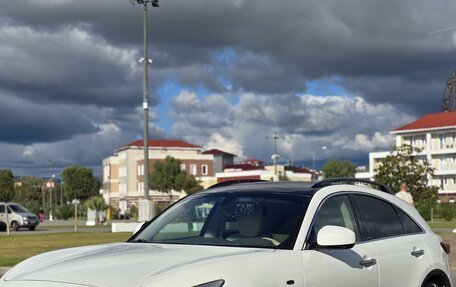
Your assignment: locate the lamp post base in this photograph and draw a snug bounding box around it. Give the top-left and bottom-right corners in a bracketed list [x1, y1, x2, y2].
[138, 199, 156, 222]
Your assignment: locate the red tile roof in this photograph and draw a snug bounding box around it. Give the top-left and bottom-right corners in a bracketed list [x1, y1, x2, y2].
[120, 139, 202, 150]
[224, 164, 265, 171]
[284, 165, 312, 174]
[394, 111, 456, 132]
[202, 149, 237, 157]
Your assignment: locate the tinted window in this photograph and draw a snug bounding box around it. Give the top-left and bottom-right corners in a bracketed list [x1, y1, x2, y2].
[398, 208, 422, 234]
[0, 205, 4, 213]
[355, 195, 404, 240]
[310, 195, 360, 243]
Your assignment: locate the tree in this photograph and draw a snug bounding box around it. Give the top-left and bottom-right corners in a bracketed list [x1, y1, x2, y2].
[175, 172, 203, 195]
[84, 195, 107, 225]
[13, 176, 43, 215]
[0, 169, 14, 202]
[149, 156, 203, 200]
[322, 160, 356, 178]
[374, 144, 438, 219]
[63, 165, 98, 201]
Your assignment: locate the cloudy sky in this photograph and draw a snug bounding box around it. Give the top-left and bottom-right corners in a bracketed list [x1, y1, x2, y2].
[1, 0, 456, 177]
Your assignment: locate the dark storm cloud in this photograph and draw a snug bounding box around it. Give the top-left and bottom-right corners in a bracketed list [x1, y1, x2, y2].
[0, 93, 97, 144]
[1, 0, 456, 174]
[1, 0, 455, 104]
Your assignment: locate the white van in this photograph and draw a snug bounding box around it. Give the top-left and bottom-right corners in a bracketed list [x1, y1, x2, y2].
[0, 202, 39, 231]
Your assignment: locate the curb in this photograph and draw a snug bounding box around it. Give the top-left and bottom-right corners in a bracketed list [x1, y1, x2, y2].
[0, 267, 11, 277]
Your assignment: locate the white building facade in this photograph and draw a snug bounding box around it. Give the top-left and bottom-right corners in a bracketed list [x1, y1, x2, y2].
[357, 111, 456, 202]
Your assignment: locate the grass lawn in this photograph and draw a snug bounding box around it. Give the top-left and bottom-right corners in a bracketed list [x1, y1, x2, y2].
[428, 218, 456, 229]
[0, 232, 131, 266]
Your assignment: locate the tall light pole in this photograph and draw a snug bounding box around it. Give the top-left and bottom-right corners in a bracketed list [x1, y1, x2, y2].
[266, 130, 285, 179]
[130, 0, 159, 199]
[130, 0, 159, 221]
[312, 146, 327, 171]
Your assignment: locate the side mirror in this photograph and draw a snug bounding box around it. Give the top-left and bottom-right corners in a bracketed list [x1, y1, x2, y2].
[317, 225, 355, 249]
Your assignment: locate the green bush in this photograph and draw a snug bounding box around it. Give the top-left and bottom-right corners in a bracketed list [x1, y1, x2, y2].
[440, 204, 456, 221]
[129, 205, 138, 220]
[417, 203, 433, 221]
[55, 204, 74, 220]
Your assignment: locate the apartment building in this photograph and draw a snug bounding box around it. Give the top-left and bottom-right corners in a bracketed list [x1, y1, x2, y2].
[356, 111, 456, 202]
[102, 139, 219, 212]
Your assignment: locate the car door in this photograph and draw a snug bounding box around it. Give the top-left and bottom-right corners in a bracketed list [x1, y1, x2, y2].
[353, 194, 433, 287]
[302, 194, 379, 287]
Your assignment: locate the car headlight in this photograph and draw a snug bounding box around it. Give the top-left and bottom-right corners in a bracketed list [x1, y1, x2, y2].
[192, 279, 225, 287]
[22, 216, 28, 221]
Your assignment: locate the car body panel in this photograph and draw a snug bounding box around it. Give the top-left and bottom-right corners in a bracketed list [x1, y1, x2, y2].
[2, 243, 303, 287]
[302, 242, 379, 287]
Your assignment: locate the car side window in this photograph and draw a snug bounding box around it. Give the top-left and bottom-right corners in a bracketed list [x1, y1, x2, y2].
[0, 204, 4, 213]
[354, 195, 404, 240]
[397, 208, 422, 234]
[310, 195, 360, 243]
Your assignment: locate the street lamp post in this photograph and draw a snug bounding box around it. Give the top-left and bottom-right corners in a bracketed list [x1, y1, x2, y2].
[131, 0, 159, 221]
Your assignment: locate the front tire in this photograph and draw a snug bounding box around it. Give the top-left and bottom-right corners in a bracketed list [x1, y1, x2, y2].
[11, 221, 19, 231]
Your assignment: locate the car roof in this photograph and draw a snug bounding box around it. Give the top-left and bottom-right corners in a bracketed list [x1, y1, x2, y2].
[200, 178, 392, 198]
[200, 181, 319, 197]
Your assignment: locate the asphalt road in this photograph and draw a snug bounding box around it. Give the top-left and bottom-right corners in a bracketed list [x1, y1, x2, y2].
[0, 220, 115, 235]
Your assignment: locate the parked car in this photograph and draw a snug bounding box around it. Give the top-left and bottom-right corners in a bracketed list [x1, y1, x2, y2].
[0, 179, 452, 287]
[0, 202, 39, 231]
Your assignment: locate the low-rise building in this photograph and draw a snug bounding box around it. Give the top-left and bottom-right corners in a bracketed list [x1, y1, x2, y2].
[102, 139, 235, 213]
[357, 111, 456, 202]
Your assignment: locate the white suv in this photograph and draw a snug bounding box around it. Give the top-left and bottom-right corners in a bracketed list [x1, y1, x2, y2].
[0, 179, 452, 287]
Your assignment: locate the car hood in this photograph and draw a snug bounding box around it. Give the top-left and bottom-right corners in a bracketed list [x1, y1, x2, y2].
[3, 242, 273, 287]
[17, 212, 36, 218]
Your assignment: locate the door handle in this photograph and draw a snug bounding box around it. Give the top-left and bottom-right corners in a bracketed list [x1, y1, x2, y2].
[411, 248, 425, 257]
[359, 256, 377, 267]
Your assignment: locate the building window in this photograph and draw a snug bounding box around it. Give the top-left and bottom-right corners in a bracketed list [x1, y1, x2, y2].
[180, 164, 186, 171]
[201, 164, 208, 175]
[190, 164, 197, 175]
[137, 164, 144, 176]
[440, 134, 445, 149]
[137, 182, 144, 192]
[119, 166, 127, 177]
[103, 164, 110, 182]
[120, 183, 127, 193]
[119, 152, 127, 160]
[441, 178, 445, 190]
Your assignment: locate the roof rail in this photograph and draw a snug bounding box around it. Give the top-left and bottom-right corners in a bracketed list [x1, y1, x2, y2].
[207, 179, 268, 189]
[311, 178, 393, 194]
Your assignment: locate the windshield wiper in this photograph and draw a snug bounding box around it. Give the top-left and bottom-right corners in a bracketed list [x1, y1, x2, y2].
[129, 238, 152, 243]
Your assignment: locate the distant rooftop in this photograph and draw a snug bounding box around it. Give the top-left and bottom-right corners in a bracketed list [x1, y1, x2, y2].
[118, 139, 202, 151]
[394, 111, 456, 133]
[202, 149, 236, 157]
[224, 163, 265, 171]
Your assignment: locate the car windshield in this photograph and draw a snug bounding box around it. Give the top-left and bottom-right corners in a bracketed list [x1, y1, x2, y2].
[132, 192, 309, 249]
[9, 204, 29, 213]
